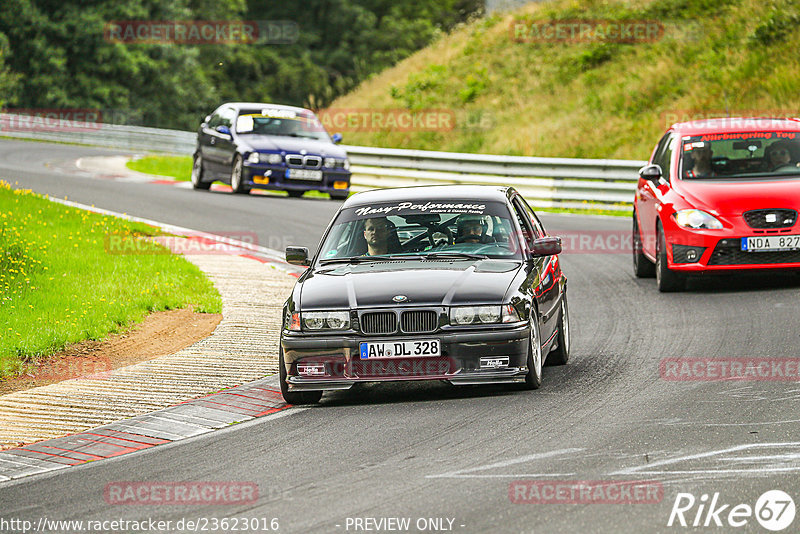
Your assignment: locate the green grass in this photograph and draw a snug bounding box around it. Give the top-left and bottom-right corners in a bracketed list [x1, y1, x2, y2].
[328, 0, 800, 160]
[127, 155, 192, 181]
[0, 180, 222, 379]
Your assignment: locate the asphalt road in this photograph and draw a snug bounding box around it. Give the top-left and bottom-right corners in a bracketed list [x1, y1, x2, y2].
[2, 138, 800, 533]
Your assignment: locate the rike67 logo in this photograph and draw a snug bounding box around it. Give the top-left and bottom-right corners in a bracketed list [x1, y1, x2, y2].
[668, 490, 795, 531]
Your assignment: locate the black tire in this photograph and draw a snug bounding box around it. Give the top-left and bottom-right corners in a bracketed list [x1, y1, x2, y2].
[287, 190, 304, 198]
[191, 153, 211, 190]
[632, 212, 655, 278]
[546, 294, 570, 366]
[522, 310, 543, 390]
[279, 346, 322, 405]
[656, 223, 686, 292]
[230, 155, 250, 194]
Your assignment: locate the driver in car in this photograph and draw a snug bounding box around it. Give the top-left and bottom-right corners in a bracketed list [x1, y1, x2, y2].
[456, 214, 493, 244]
[363, 217, 390, 256]
[685, 142, 715, 178]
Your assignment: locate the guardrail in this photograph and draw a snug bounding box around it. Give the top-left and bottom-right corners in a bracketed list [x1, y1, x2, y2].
[0, 113, 644, 212]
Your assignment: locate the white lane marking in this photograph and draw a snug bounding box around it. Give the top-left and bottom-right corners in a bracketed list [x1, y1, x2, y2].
[612, 442, 800, 476]
[426, 448, 584, 479]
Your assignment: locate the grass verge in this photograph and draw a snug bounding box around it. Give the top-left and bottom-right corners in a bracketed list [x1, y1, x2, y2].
[0, 180, 222, 379]
[328, 0, 800, 160]
[127, 155, 192, 181]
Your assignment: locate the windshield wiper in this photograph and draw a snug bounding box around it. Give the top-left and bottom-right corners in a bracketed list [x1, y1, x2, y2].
[318, 255, 418, 265]
[424, 252, 488, 260]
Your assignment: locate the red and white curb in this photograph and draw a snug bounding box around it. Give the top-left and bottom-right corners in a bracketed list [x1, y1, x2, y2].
[0, 377, 292, 481]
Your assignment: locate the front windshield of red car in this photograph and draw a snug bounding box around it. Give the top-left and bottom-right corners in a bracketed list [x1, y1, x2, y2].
[680, 131, 800, 179]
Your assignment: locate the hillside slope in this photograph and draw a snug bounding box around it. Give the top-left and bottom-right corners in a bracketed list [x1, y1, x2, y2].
[327, 0, 800, 160]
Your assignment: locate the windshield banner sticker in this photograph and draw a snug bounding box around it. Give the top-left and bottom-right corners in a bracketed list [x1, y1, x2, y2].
[354, 202, 487, 217]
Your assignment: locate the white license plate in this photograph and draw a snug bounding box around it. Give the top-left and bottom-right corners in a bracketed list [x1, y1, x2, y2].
[287, 168, 323, 181]
[741, 235, 800, 252]
[359, 339, 440, 359]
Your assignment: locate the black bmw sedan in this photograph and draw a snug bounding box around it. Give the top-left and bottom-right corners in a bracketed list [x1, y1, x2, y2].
[279, 185, 570, 404]
[191, 102, 351, 199]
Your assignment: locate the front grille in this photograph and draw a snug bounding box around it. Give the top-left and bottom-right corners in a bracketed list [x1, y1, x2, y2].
[286, 154, 322, 169]
[286, 155, 304, 166]
[708, 241, 800, 265]
[361, 312, 397, 334]
[743, 209, 797, 229]
[400, 310, 438, 334]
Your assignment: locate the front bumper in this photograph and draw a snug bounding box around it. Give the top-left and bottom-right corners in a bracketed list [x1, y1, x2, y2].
[243, 163, 350, 193]
[663, 217, 800, 272]
[281, 325, 530, 391]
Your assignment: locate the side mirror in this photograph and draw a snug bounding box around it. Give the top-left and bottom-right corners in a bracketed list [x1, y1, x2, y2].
[331, 133, 343, 144]
[638, 164, 663, 182]
[286, 246, 310, 266]
[531, 236, 562, 257]
[215, 125, 232, 136]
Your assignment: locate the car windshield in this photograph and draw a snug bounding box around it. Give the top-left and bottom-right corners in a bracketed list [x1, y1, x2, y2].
[680, 131, 800, 179]
[235, 108, 329, 140]
[317, 201, 524, 262]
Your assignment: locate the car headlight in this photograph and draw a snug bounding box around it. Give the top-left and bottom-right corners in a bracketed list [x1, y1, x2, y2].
[450, 306, 502, 325]
[674, 209, 723, 230]
[301, 311, 350, 331]
[324, 157, 348, 169]
[247, 152, 260, 164]
[501, 304, 521, 323]
[267, 153, 283, 164]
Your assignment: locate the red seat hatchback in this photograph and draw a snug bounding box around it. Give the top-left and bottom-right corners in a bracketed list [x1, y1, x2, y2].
[633, 118, 800, 291]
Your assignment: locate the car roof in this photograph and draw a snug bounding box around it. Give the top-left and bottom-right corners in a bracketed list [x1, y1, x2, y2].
[341, 185, 514, 208]
[220, 102, 313, 114]
[670, 117, 800, 136]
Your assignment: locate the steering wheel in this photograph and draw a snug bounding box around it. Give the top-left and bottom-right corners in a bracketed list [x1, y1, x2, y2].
[427, 225, 453, 247]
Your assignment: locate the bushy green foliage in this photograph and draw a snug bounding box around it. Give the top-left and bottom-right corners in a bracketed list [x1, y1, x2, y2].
[0, 0, 482, 129]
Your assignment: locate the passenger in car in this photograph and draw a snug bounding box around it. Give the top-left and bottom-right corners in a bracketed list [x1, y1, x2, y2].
[455, 214, 494, 244]
[765, 140, 799, 171]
